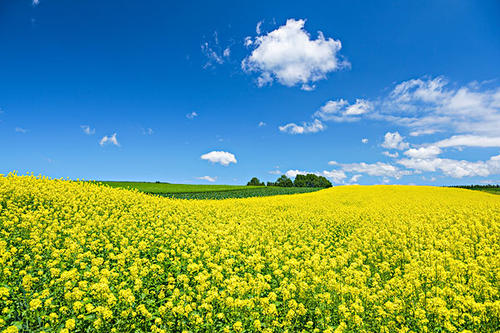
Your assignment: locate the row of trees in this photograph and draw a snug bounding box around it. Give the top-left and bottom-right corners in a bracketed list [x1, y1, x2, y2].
[247, 174, 332, 188]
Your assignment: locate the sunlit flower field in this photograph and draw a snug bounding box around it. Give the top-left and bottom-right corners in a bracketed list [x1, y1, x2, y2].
[0, 174, 499, 332]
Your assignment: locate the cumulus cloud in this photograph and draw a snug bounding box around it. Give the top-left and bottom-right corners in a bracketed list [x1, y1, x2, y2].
[196, 176, 217, 182]
[403, 146, 441, 159]
[81, 125, 95, 135]
[382, 151, 399, 158]
[314, 99, 372, 122]
[361, 138, 368, 144]
[286, 77, 499, 140]
[33, 0, 39, 5]
[398, 154, 500, 178]
[186, 112, 198, 119]
[380, 77, 500, 136]
[99, 133, 120, 147]
[381, 132, 409, 150]
[433, 135, 500, 148]
[285, 169, 307, 178]
[279, 119, 325, 134]
[322, 170, 347, 184]
[200, 151, 237, 166]
[258, 121, 266, 127]
[242, 19, 348, 90]
[340, 161, 411, 179]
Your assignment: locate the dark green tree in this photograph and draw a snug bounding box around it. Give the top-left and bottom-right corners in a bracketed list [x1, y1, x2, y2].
[275, 175, 293, 187]
[247, 177, 265, 186]
[294, 174, 332, 188]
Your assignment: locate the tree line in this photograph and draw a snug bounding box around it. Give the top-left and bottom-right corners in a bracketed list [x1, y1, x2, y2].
[247, 174, 332, 188]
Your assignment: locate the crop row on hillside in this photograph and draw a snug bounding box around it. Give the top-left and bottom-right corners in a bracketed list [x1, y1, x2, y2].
[155, 187, 321, 199]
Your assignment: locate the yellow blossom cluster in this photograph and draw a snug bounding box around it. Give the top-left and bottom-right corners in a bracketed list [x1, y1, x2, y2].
[0, 173, 499, 332]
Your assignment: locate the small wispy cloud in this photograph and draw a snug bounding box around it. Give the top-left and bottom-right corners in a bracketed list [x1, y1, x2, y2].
[32, 0, 39, 6]
[361, 138, 368, 144]
[80, 125, 95, 135]
[186, 111, 198, 119]
[99, 133, 120, 147]
[196, 176, 217, 182]
[142, 128, 154, 135]
[279, 119, 325, 134]
[201, 31, 231, 68]
[258, 121, 266, 127]
[15, 127, 28, 134]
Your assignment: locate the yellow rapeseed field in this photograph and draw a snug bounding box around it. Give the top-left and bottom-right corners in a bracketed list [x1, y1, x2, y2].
[0, 174, 499, 332]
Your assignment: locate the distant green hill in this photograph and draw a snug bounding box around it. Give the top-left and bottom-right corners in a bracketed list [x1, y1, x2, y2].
[93, 181, 321, 199]
[95, 181, 258, 194]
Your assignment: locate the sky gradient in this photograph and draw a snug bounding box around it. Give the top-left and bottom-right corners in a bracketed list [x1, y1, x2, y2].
[2, 0, 500, 185]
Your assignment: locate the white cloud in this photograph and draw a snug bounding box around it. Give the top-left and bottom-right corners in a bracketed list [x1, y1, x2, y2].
[186, 112, 198, 119]
[381, 132, 409, 150]
[314, 99, 372, 122]
[268, 169, 282, 175]
[403, 146, 441, 159]
[433, 135, 500, 148]
[81, 125, 95, 135]
[258, 121, 266, 127]
[382, 151, 399, 158]
[33, 0, 39, 5]
[99, 133, 120, 147]
[380, 77, 500, 136]
[201, 31, 230, 68]
[409, 129, 440, 137]
[322, 170, 347, 184]
[340, 161, 411, 179]
[242, 19, 348, 90]
[398, 154, 500, 178]
[15, 127, 28, 134]
[348, 174, 362, 183]
[142, 128, 154, 135]
[361, 138, 368, 144]
[200, 151, 237, 166]
[256, 21, 263, 35]
[244, 36, 253, 47]
[201, 42, 223, 66]
[285, 169, 308, 178]
[279, 119, 325, 134]
[196, 176, 217, 182]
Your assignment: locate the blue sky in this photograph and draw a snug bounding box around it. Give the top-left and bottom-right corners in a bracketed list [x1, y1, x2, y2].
[2, 0, 500, 185]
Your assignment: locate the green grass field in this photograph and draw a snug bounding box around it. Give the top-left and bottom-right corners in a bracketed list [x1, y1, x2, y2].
[95, 181, 322, 199]
[96, 181, 259, 193]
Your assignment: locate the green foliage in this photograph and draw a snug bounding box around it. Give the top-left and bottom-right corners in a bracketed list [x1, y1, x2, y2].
[160, 187, 321, 199]
[247, 177, 265, 186]
[293, 174, 332, 188]
[274, 175, 294, 187]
